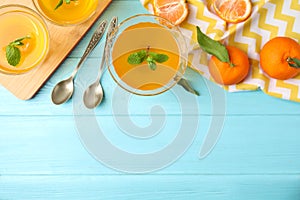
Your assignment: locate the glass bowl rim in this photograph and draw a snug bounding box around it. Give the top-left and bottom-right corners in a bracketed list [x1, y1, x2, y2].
[106, 13, 188, 96]
[32, 0, 99, 26]
[0, 4, 50, 75]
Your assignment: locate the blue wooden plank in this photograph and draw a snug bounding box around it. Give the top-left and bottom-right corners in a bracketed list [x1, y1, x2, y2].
[1, 115, 300, 174]
[1, 175, 300, 200]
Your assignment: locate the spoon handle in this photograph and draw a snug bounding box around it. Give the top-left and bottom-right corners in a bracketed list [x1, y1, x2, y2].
[97, 16, 118, 81]
[72, 19, 108, 77]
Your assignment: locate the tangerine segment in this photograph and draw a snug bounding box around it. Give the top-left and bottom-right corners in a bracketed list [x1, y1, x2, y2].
[260, 37, 300, 80]
[209, 46, 250, 85]
[153, 0, 188, 25]
[154, 0, 176, 7]
[213, 0, 252, 23]
[19, 33, 36, 56]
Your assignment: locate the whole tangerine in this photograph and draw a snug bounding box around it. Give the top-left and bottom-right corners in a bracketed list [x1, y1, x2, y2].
[208, 45, 250, 85]
[260, 37, 300, 80]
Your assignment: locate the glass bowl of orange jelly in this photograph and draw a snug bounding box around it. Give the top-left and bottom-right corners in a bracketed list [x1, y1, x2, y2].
[32, 0, 98, 26]
[0, 5, 49, 75]
[106, 14, 188, 96]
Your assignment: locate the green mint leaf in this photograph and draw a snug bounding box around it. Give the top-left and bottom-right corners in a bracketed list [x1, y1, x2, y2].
[151, 53, 169, 63]
[148, 52, 158, 58]
[55, 0, 77, 10]
[127, 49, 168, 71]
[196, 26, 230, 63]
[6, 45, 21, 67]
[11, 41, 24, 46]
[12, 36, 30, 44]
[127, 53, 142, 64]
[146, 56, 153, 62]
[137, 50, 147, 62]
[5, 35, 30, 67]
[127, 50, 147, 65]
[148, 61, 157, 71]
[55, 0, 64, 10]
[10, 36, 30, 46]
[147, 57, 156, 70]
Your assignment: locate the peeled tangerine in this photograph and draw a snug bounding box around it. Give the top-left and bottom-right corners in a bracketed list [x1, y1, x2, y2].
[153, 0, 188, 25]
[16, 33, 37, 66]
[213, 0, 252, 23]
[19, 34, 36, 54]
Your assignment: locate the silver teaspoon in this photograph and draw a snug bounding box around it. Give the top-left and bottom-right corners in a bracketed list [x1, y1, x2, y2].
[83, 16, 118, 109]
[51, 20, 108, 105]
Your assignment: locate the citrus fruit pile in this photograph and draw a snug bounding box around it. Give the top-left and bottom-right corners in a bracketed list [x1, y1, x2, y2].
[197, 26, 300, 85]
[152, 0, 300, 85]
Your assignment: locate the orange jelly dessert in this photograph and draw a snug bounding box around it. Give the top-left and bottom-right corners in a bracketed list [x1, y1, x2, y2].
[33, 0, 98, 25]
[0, 5, 49, 74]
[108, 19, 187, 95]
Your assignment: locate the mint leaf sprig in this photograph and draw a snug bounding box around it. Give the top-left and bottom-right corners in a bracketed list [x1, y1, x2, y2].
[127, 46, 169, 70]
[6, 35, 31, 67]
[55, 0, 77, 10]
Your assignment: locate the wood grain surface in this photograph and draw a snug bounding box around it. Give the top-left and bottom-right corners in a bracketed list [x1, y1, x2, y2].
[0, 0, 111, 100]
[1, 1, 300, 200]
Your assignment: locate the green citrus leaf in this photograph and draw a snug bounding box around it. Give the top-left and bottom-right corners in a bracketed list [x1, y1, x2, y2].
[196, 26, 230, 63]
[178, 78, 200, 96]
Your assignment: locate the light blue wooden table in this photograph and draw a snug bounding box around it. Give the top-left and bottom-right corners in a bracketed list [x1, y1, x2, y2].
[1, 0, 300, 199]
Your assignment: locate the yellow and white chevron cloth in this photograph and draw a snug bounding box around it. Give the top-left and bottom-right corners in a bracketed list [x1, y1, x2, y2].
[140, 0, 300, 102]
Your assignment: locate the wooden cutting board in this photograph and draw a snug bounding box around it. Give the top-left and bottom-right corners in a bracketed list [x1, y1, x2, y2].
[0, 0, 112, 100]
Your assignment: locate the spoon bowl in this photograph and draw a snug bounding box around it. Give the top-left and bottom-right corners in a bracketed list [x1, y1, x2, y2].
[83, 82, 104, 109]
[51, 76, 74, 105]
